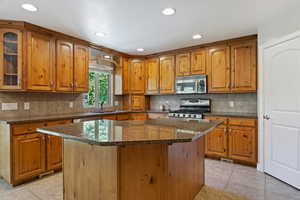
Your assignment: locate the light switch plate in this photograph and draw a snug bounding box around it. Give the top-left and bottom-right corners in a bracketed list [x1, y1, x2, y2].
[2, 103, 18, 111]
[114, 101, 119, 106]
[24, 102, 30, 110]
[229, 101, 235, 108]
[69, 102, 74, 108]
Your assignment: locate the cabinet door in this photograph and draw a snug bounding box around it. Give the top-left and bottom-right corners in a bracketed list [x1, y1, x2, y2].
[191, 49, 206, 75]
[74, 44, 89, 92]
[27, 32, 55, 91]
[123, 57, 130, 94]
[56, 40, 74, 92]
[46, 135, 62, 171]
[207, 46, 230, 93]
[231, 41, 257, 92]
[146, 58, 160, 94]
[205, 126, 228, 157]
[176, 53, 190, 76]
[13, 133, 46, 182]
[130, 59, 145, 94]
[131, 95, 145, 110]
[160, 56, 175, 94]
[0, 29, 23, 90]
[228, 126, 257, 164]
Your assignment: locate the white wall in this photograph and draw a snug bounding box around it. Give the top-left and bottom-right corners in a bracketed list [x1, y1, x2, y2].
[257, 0, 300, 171]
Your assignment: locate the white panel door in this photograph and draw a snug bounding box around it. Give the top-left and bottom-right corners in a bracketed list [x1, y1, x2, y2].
[264, 35, 300, 189]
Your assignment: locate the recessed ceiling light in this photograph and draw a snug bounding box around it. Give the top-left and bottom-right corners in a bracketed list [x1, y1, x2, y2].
[193, 34, 203, 40]
[162, 8, 176, 16]
[104, 55, 111, 59]
[95, 32, 106, 37]
[137, 48, 144, 52]
[21, 3, 38, 12]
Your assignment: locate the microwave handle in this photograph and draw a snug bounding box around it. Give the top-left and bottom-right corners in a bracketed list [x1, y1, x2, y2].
[195, 80, 199, 92]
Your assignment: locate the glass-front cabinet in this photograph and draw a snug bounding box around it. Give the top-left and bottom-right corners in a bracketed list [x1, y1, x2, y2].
[0, 29, 22, 89]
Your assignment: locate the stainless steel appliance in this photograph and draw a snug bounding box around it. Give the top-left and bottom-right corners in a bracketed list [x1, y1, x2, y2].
[176, 75, 207, 94]
[168, 98, 211, 119]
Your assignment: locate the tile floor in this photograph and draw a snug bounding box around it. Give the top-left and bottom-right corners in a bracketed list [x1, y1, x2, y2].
[0, 159, 299, 200]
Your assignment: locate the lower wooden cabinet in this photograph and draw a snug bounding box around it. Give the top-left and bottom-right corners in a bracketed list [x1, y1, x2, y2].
[13, 133, 46, 184]
[228, 126, 256, 164]
[102, 115, 117, 120]
[204, 116, 257, 165]
[46, 135, 63, 171]
[130, 113, 148, 120]
[205, 126, 228, 158]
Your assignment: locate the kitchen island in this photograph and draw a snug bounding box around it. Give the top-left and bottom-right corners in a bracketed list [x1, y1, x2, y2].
[38, 118, 221, 200]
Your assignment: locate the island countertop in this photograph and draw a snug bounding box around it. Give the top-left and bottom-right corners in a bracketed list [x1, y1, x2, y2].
[37, 118, 222, 146]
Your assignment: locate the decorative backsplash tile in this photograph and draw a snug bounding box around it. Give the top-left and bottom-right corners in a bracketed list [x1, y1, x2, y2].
[150, 93, 257, 114]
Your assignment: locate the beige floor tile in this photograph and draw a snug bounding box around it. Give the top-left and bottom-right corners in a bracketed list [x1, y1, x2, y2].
[225, 182, 265, 200]
[0, 189, 40, 200]
[229, 170, 265, 190]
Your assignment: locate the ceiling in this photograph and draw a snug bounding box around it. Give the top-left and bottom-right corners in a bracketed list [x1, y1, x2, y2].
[0, 0, 298, 55]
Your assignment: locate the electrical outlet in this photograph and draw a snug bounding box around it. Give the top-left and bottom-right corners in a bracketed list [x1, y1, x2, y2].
[114, 101, 119, 106]
[2, 103, 18, 111]
[69, 102, 74, 108]
[24, 102, 30, 110]
[229, 101, 235, 108]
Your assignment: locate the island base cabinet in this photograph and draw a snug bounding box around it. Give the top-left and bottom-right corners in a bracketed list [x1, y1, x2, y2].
[13, 133, 46, 185]
[63, 137, 205, 200]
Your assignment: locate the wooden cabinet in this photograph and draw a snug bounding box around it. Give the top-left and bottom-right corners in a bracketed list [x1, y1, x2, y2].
[56, 40, 74, 92]
[231, 41, 257, 92]
[13, 133, 46, 183]
[191, 49, 206, 75]
[207, 45, 230, 93]
[176, 53, 190, 76]
[159, 56, 175, 94]
[131, 95, 146, 110]
[123, 57, 130, 94]
[204, 116, 257, 165]
[27, 31, 55, 91]
[228, 126, 256, 164]
[0, 29, 23, 90]
[146, 58, 160, 94]
[102, 115, 117, 120]
[46, 135, 62, 171]
[130, 59, 145, 94]
[74, 44, 89, 92]
[130, 113, 148, 120]
[205, 126, 228, 157]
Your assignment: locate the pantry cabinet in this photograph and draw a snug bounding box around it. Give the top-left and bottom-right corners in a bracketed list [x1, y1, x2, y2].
[145, 58, 160, 94]
[176, 53, 190, 76]
[129, 59, 145, 94]
[0, 29, 23, 90]
[231, 41, 257, 92]
[204, 116, 257, 165]
[159, 56, 175, 94]
[56, 40, 74, 92]
[191, 49, 206, 75]
[207, 45, 231, 93]
[27, 31, 55, 91]
[74, 44, 89, 92]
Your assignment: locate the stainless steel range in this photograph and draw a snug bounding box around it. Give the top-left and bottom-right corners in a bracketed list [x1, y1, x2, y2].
[168, 98, 211, 119]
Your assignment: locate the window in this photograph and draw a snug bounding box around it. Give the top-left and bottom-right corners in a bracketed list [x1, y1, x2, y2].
[84, 69, 113, 108]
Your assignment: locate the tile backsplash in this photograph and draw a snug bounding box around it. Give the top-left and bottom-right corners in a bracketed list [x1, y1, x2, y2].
[150, 93, 257, 114]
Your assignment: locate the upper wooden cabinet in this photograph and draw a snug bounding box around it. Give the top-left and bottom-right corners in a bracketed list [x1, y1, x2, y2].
[122, 57, 130, 94]
[191, 49, 206, 75]
[146, 58, 160, 94]
[27, 31, 55, 91]
[231, 41, 257, 92]
[176, 53, 190, 76]
[129, 59, 145, 94]
[56, 40, 74, 92]
[0, 29, 23, 90]
[160, 56, 175, 94]
[74, 44, 89, 92]
[207, 45, 231, 93]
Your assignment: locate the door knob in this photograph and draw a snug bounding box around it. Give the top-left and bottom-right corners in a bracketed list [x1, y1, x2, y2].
[263, 114, 271, 120]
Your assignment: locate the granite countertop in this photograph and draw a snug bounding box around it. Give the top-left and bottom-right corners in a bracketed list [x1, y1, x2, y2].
[203, 112, 257, 118]
[37, 118, 222, 146]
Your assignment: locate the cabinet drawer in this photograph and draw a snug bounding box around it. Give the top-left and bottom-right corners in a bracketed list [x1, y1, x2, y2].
[130, 113, 148, 120]
[117, 114, 129, 121]
[204, 116, 228, 125]
[102, 115, 117, 120]
[228, 118, 256, 127]
[12, 122, 45, 135]
[46, 120, 72, 126]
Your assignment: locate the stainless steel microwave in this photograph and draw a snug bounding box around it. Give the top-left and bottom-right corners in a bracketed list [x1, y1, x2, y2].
[176, 75, 207, 94]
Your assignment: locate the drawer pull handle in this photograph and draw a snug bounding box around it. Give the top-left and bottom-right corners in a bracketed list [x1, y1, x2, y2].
[27, 128, 33, 131]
